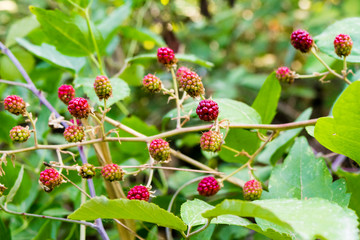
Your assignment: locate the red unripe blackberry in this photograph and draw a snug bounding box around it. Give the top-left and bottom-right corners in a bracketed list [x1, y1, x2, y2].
[127, 185, 150, 201]
[39, 168, 63, 192]
[334, 34, 353, 57]
[94, 75, 112, 100]
[101, 164, 124, 182]
[4, 95, 26, 115]
[179, 70, 205, 98]
[68, 97, 91, 119]
[149, 139, 170, 162]
[291, 29, 314, 53]
[58, 85, 75, 105]
[197, 176, 220, 196]
[196, 99, 219, 121]
[79, 163, 96, 179]
[176, 66, 190, 81]
[143, 74, 162, 93]
[9, 126, 31, 143]
[276, 66, 295, 84]
[63, 125, 85, 142]
[243, 179, 262, 201]
[200, 131, 223, 152]
[0, 184, 7, 197]
[157, 47, 177, 66]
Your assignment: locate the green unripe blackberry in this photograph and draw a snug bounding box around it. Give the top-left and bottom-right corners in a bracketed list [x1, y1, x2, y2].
[9, 126, 31, 143]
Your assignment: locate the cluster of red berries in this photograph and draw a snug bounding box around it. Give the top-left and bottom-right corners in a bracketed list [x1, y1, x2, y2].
[127, 185, 150, 201]
[276, 30, 353, 83]
[197, 176, 221, 196]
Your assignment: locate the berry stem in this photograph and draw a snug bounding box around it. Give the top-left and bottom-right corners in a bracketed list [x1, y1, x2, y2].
[60, 173, 92, 199]
[220, 131, 275, 183]
[295, 72, 329, 79]
[146, 143, 155, 188]
[24, 111, 38, 147]
[311, 48, 351, 85]
[221, 145, 251, 158]
[170, 67, 182, 129]
[186, 219, 211, 239]
[90, 113, 106, 139]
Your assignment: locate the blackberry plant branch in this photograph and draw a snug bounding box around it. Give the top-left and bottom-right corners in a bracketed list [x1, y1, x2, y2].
[0, 41, 109, 239]
[310, 48, 351, 85]
[170, 67, 182, 128]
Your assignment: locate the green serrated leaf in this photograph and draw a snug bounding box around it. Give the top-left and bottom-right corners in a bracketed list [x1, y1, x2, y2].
[202, 198, 359, 240]
[315, 17, 360, 63]
[263, 137, 350, 207]
[6, 165, 24, 204]
[257, 108, 312, 165]
[30, 6, 92, 56]
[337, 170, 360, 220]
[68, 196, 187, 231]
[315, 81, 360, 164]
[164, 98, 261, 125]
[17, 38, 86, 73]
[252, 72, 281, 124]
[6, 15, 39, 47]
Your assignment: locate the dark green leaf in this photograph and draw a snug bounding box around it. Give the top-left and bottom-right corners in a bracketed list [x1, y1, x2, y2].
[68, 196, 187, 231]
[337, 170, 360, 220]
[0, 218, 11, 240]
[6, 165, 24, 204]
[17, 38, 86, 73]
[6, 15, 39, 47]
[263, 137, 350, 207]
[30, 6, 93, 56]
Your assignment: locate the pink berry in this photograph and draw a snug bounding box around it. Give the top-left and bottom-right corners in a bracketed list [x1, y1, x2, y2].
[9, 126, 31, 143]
[176, 66, 190, 81]
[63, 125, 85, 142]
[291, 29, 314, 53]
[39, 168, 63, 192]
[94, 75, 112, 100]
[197, 176, 220, 196]
[179, 70, 205, 98]
[334, 34, 353, 57]
[157, 47, 177, 66]
[127, 185, 150, 201]
[68, 97, 91, 119]
[243, 179, 262, 201]
[58, 85, 75, 105]
[149, 139, 170, 162]
[276, 66, 295, 84]
[143, 74, 162, 93]
[101, 164, 124, 182]
[4, 95, 26, 115]
[200, 131, 223, 152]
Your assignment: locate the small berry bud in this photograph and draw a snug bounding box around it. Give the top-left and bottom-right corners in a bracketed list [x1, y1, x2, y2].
[149, 139, 170, 162]
[157, 47, 177, 66]
[176, 66, 190, 81]
[58, 85, 75, 105]
[197, 176, 220, 196]
[64, 125, 85, 142]
[196, 99, 219, 122]
[0, 184, 7, 197]
[179, 70, 205, 98]
[200, 131, 223, 152]
[334, 34, 353, 57]
[101, 164, 124, 182]
[243, 179, 262, 201]
[9, 126, 31, 143]
[291, 29, 314, 53]
[68, 97, 91, 119]
[4, 95, 26, 115]
[276, 66, 295, 84]
[79, 163, 96, 179]
[127, 185, 150, 201]
[39, 168, 63, 192]
[143, 74, 162, 93]
[94, 76, 112, 100]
